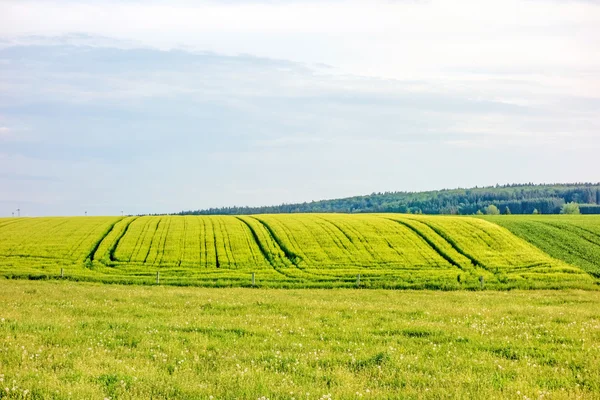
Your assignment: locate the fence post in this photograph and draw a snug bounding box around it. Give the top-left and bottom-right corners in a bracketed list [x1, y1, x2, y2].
[60, 268, 64, 278]
[479, 275, 484, 290]
[156, 271, 160, 285]
[252, 272, 255, 286]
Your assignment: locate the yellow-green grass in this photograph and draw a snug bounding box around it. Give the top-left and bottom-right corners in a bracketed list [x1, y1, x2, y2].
[0, 215, 597, 289]
[0, 217, 120, 265]
[390, 215, 590, 286]
[0, 280, 599, 399]
[483, 215, 600, 279]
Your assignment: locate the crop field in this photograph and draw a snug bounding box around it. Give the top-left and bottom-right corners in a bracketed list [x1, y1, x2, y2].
[0, 214, 598, 289]
[0, 280, 599, 399]
[484, 215, 600, 279]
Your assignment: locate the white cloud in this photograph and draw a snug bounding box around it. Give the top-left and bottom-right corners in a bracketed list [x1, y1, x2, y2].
[1, 0, 600, 214]
[2, 0, 599, 81]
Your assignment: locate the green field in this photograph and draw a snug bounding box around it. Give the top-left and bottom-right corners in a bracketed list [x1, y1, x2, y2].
[2, 216, 600, 399]
[0, 214, 598, 289]
[484, 215, 600, 279]
[0, 280, 599, 399]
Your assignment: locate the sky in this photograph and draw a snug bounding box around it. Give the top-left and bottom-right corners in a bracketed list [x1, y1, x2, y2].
[1, 0, 599, 216]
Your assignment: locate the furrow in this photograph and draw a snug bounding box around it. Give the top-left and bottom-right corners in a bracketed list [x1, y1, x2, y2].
[108, 217, 138, 263]
[384, 218, 468, 271]
[85, 218, 123, 262]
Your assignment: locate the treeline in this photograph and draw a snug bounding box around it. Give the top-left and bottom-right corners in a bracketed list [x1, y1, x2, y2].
[177, 183, 600, 216]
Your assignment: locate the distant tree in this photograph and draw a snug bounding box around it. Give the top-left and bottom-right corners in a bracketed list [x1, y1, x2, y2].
[177, 183, 600, 216]
[532, 208, 540, 215]
[503, 206, 511, 215]
[476, 210, 483, 215]
[560, 202, 580, 215]
[485, 205, 500, 215]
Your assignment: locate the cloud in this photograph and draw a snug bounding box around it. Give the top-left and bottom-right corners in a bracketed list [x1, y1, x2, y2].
[0, 31, 598, 215]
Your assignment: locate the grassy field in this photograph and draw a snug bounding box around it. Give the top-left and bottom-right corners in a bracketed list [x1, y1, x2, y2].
[0, 214, 598, 289]
[0, 280, 599, 399]
[484, 215, 600, 279]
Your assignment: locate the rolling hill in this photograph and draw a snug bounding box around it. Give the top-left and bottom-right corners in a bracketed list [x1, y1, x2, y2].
[0, 214, 597, 289]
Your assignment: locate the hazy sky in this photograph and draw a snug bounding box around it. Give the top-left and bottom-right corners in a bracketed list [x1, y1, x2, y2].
[1, 0, 599, 216]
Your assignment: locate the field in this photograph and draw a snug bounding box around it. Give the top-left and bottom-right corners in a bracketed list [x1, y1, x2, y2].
[0, 214, 598, 289]
[0, 280, 599, 399]
[484, 215, 600, 279]
[2, 216, 600, 399]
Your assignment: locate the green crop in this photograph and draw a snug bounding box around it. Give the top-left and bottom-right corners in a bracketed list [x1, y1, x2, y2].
[483, 215, 600, 278]
[0, 214, 598, 289]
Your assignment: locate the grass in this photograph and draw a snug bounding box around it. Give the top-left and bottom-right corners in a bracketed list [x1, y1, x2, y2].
[0, 280, 599, 399]
[0, 214, 598, 289]
[484, 215, 600, 279]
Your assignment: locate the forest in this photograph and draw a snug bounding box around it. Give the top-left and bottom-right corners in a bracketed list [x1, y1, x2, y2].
[178, 183, 600, 215]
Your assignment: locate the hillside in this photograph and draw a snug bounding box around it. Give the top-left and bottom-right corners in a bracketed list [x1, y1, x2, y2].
[0, 214, 597, 289]
[484, 215, 600, 278]
[178, 183, 600, 215]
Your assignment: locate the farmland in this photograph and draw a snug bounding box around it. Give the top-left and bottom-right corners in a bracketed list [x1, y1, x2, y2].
[0, 214, 598, 289]
[1, 216, 600, 399]
[0, 280, 599, 399]
[484, 215, 600, 279]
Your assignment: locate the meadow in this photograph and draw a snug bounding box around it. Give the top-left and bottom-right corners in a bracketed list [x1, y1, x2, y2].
[0, 214, 598, 289]
[0, 280, 599, 399]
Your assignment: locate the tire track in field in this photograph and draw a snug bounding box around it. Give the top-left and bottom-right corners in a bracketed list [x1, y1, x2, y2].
[270, 218, 312, 262]
[541, 221, 600, 246]
[178, 217, 188, 267]
[218, 217, 237, 269]
[315, 217, 366, 260]
[283, 216, 339, 265]
[70, 219, 118, 261]
[362, 219, 410, 262]
[200, 217, 208, 268]
[238, 218, 262, 266]
[156, 216, 173, 266]
[235, 217, 301, 279]
[316, 216, 355, 245]
[129, 217, 153, 262]
[0, 219, 26, 231]
[529, 222, 600, 267]
[312, 217, 358, 264]
[106, 217, 138, 263]
[404, 217, 490, 272]
[331, 218, 380, 261]
[383, 217, 470, 271]
[251, 216, 306, 266]
[84, 217, 123, 262]
[320, 217, 386, 267]
[208, 218, 220, 268]
[463, 219, 497, 248]
[142, 218, 162, 264]
[66, 223, 98, 260]
[249, 217, 327, 279]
